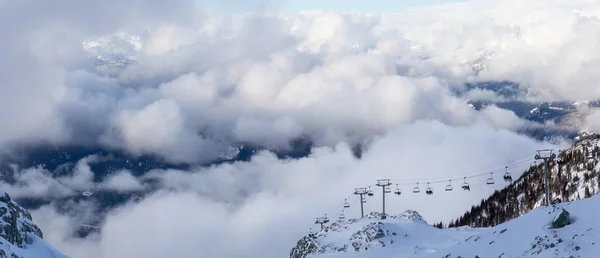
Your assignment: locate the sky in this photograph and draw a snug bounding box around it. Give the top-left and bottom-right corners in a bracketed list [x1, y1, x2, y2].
[2, 0, 600, 257]
[281, 0, 467, 11]
[202, 0, 468, 12]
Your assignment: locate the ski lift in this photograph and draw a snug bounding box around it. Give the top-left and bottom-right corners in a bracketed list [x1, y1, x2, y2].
[503, 166, 512, 182]
[319, 214, 329, 224]
[394, 184, 402, 195]
[367, 186, 374, 197]
[461, 177, 470, 191]
[413, 182, 421, 193]
[445, 179, 453, 191]
[308, 228, 316, 238]
[343, 198, 350, 208]
[362, 198, 367, 204]
[486, 172, 495, 185]
[425, 182, 433, 195]
[339, 211, 346, 220]
[384, 185, 391, 194]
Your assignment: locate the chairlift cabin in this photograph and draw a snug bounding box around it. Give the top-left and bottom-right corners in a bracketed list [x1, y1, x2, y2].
[461, 177, 470, 191]
[445, 180, 453, 191]
[322, 214, 330, 224]
[367, 187, 374, 197]
[339, 211, 345, 220]
[503, 166, 512, 182]
[425, 182, 433, 195]
[362, 198, 367, 204]
[486, 172, 495, 185]
[384, 185, 391, 194]
[394, 184, 402, 195]
[413, 182, 421, 194]
[343, 198, 350, 208]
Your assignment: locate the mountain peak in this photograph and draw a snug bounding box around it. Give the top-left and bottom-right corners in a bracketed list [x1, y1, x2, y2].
[0, 192, 68, 258]
[290, 210, 432, 258]
[398, 210, 426, 223]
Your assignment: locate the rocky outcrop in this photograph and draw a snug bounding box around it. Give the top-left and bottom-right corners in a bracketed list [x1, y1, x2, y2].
[551, 209, 571, 229]
[289, 236, 318, 258]
[399, 210, 427, 223]
[0, 192, 45, 258]
[289, 210, 426, 258]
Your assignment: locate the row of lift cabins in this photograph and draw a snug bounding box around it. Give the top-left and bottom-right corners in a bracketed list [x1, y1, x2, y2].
[312, 167, 515, 232]
[314, 147, 594, 231]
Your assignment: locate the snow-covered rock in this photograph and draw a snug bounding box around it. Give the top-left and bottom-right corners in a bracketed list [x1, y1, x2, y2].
[0, 192, 68, 258]
[290, 196, 600, 257]
[551, 208, 571, 229]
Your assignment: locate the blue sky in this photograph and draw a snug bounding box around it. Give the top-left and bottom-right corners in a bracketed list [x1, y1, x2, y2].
[201, 0, 467, 12]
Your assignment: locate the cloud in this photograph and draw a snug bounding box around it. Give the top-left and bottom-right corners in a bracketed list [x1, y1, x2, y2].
[0, 0, 574, 163]
[2, 0, 599, 257]
[0, 167, 73, 199]
[26, 121, 564, 258]
[584, 108, 600, 132]
[98, 170, 145, 193]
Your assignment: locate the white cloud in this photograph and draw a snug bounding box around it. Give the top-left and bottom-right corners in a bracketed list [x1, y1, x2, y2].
[28, 121, 564, 258]
[584, 108, 600, 132]
[99, 170, 145, 192]
[0, 167, 73, 199]
[2, 0, 599, 257]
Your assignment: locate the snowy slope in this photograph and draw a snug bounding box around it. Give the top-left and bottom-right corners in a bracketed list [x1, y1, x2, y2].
[291, 196, 600, 258]
[0, 192, 68, 258]
[445, 133, 600, 229]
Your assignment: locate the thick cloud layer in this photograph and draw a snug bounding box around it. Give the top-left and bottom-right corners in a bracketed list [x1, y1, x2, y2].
[30, 121, 562, 258]
[2, 0, 599, 163]
[1, 0, 598, 257]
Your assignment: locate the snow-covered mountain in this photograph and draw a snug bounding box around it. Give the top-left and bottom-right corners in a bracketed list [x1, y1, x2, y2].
[290, 196, 600, 258]
[82, 33, 143, 74]
[290, 133, 600, 258]
[0, 192, 67, 258]
[447, 133, 600, 229]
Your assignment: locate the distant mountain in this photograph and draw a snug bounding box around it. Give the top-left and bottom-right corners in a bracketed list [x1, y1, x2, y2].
[0, 140, 319, 238]
[82, 33, 143, 75]
[464, 81, 600, 142]
[0, 192, 67, 258]
[290, 196, 600, 257]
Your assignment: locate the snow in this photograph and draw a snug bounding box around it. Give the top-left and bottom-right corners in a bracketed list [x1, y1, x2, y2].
[0, 192, 69, 258]
[0, 234, 69, 258]
[299, 195, 600, 257]
[529, 107, 538, 114]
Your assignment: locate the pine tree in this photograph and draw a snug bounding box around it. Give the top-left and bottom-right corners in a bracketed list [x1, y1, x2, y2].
[585, 186, 591, 198]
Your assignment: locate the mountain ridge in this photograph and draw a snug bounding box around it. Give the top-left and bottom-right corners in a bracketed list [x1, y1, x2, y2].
[0, 192, 67, 258]
[290, 195, 600, 258]
[446, 133, 600, 229]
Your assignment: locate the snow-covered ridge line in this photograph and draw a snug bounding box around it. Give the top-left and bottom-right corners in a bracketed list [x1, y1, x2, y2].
[290, 195, 600, 258]
[446, 133, 600, 229]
